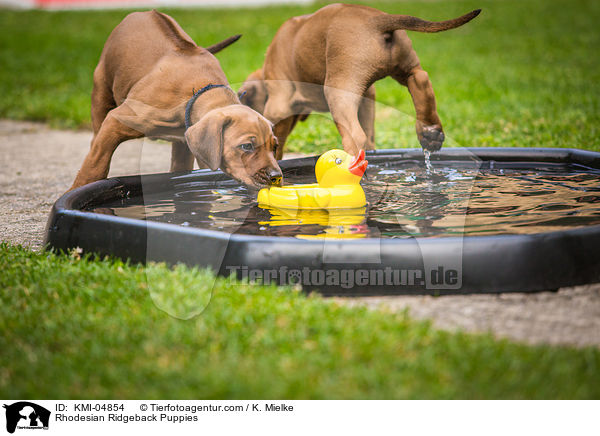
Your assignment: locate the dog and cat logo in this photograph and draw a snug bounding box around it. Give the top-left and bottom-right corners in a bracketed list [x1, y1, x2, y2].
[3, 402, 50, 433]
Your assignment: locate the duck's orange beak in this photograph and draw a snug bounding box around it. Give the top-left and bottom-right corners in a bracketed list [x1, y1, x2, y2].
[348, 149, 368, 177]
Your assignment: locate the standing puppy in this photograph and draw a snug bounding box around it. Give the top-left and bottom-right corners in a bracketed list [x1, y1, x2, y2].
[239, 4, 480, 157]
[71, 10, 282, 191]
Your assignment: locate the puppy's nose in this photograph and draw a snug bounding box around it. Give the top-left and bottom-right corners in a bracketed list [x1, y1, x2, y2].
[268, 169, 283, 186]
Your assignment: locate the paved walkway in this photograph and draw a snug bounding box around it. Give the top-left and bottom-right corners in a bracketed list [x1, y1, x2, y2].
[2, 120, 599, 348]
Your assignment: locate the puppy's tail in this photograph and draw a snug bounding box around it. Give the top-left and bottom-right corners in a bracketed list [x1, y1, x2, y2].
[373, 9, 481, 33]
[205, 34, 242, 54]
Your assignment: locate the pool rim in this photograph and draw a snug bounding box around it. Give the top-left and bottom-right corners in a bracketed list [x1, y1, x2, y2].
[44, 147, 600, 295]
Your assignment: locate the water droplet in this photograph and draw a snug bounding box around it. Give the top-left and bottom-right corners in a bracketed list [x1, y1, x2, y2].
[423, 150, 433, 173]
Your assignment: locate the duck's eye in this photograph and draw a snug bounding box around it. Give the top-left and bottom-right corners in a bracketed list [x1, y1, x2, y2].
[335, 158, 343, 165]
[239, 143, 254, 152]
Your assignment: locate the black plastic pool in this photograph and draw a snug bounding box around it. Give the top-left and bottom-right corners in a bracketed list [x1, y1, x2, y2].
[45, 148, 600, 295]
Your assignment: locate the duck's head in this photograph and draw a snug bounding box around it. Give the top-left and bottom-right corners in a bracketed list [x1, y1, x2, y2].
[315, 149, 368, 187]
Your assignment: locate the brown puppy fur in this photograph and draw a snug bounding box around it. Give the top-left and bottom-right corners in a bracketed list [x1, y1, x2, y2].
[238, 4, 480, 156]
[71, 10, 282, 191]
[240, 69, 315, 160]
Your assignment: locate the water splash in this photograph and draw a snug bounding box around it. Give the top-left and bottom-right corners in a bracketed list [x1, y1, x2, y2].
[423, 149, 433, 173]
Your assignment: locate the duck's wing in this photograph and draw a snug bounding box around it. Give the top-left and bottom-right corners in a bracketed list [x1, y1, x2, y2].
[258, 187, 300, 209]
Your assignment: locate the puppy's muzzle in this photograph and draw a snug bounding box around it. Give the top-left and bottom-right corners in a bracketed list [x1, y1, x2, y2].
[254, 167, 283, 187]
[268, 168, 283, 186]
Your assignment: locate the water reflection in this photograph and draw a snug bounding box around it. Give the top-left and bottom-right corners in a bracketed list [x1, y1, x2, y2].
[259, 207, 368, 239]
[91, 162, 600, 238]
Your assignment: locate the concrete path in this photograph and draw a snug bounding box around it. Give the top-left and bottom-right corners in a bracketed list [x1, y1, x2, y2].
[2, 120, 599, 348]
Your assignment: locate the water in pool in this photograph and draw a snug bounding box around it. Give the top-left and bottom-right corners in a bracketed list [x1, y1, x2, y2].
[94, 161, 600, 238]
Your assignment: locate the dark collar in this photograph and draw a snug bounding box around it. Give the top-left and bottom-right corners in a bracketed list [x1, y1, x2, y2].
[184, 84, 235, 130]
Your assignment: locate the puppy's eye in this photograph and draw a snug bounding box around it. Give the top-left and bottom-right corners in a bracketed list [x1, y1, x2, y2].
[335, 158, 343, 165]
[239, 143, 254, 152]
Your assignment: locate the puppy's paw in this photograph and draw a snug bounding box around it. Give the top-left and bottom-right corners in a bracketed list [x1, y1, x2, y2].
[417, 124, 445, 152]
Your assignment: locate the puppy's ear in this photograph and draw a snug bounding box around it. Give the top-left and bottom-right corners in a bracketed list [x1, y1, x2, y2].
[238, 84, 255, 106]
[238, 81, 267, 114]
[184, 108, 232, 170]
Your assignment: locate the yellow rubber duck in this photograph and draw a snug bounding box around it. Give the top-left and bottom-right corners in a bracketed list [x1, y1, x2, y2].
[257, 149, 368, 210]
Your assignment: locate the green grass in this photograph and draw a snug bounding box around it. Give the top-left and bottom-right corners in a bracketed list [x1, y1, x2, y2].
[1, 242, 599, 399]
[0, 0, 599, 152]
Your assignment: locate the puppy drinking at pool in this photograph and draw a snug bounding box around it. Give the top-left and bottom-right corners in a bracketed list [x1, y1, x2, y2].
[70, 10, 282, 191]
[238, 4, 481, 158]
